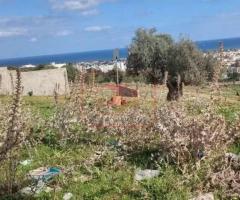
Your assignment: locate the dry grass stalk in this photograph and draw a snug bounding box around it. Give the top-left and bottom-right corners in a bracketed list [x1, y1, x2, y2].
[210, 153, 240, 198]
[50, 68, 90, 142]
[0, 69, 24, 162]
[75, 100, 232, 173]
[0, 69, 26, 194]
[53, 83, 59, 105]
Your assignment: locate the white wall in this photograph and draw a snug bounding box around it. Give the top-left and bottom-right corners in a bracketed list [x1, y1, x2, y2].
[0, 68, 69, 96]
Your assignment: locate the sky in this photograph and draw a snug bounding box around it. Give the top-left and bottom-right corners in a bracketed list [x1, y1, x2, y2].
[0, 0, 239, 59]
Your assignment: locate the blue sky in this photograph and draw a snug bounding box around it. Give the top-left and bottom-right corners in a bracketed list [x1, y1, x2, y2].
[0, 0, 239, 59]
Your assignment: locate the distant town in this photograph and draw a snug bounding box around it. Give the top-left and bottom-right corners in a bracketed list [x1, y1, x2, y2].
[20, 60, 127, 73]
[13, 48, 239, 81]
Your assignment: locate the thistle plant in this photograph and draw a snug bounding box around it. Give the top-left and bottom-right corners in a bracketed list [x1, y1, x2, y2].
[0, 69, 25, 195]
[50, 68, 88, 143]
[0, 69, 23, 162]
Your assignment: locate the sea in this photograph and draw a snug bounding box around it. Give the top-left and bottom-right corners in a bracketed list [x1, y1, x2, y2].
[0, 37, 240, 67]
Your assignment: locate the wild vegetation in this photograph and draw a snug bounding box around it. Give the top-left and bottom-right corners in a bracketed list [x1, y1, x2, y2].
[0, 29, 240, 199]
[0, 71, 239, 199]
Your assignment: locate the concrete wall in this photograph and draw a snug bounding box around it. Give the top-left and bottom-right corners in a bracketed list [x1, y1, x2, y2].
[0, 67, 13, 95]
[0, 67, 69, 96]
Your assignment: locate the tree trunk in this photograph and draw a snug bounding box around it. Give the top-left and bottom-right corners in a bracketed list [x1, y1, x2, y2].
[167, 74, 183, 101]
[163, 71, 168, 85]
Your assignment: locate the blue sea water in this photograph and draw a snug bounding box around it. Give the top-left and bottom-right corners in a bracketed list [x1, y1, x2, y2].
[196, 37, 240, 51]
[0, 37, 240, 66]
[0, 48, 128, 67]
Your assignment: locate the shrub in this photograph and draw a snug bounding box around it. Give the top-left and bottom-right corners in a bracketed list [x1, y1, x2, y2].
[77, 101, 232, 173]
[27, 90, 33, 96]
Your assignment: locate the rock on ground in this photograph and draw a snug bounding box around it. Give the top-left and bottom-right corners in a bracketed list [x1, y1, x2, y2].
[135, 169, 160, 181]
[190, 193, 214, 200]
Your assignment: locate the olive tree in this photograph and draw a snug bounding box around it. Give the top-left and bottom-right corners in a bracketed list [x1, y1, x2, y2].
[127, 28, 212, 101]
[166, 39, 208, 100]
[127, 28, 173, 84]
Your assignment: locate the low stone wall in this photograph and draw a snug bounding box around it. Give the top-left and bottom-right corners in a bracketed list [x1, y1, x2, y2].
[0, 67, 69, 96]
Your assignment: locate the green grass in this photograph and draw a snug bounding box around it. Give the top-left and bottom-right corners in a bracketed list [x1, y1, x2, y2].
[229, 142, 240, 154]
[0, 141, 193, 200]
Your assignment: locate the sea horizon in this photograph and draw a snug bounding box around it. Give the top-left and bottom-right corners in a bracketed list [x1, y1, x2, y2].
[0, 36, 240, 67]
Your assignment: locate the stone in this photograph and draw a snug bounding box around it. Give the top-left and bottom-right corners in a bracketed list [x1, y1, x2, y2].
[190, 193, 214, 200]
[63, 192, 73, 200]
[135, 169, 160, 181]
[226, 153, 240, 162]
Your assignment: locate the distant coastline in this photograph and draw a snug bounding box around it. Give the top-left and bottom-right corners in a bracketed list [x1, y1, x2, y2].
[1, 37, 240, 66]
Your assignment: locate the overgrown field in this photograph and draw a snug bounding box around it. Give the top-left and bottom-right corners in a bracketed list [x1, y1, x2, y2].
[0, 83, 240, 200]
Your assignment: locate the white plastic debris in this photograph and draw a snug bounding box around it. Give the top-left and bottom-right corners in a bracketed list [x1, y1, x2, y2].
[190, 193, 214, 200]
[20, 179, 50, 196]
[135, 169, 160, 181]
[20, 159, 32, 166]
[20, 185, 53, 195]
[63, 192, 73, 200]
[20, 186, 35, 195]
[29, 167, 48, 180]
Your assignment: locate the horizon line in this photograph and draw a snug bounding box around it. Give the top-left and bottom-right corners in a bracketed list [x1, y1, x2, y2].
[0, 36, 240, 61]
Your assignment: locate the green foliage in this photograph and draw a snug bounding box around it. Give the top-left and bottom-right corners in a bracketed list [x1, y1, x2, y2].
[127, 28, 173, 84]
[85, 68, 125, 84]
[228, 72, 240, 81]
[204, 53, 220, 81]
[123, 73, 147, 83]
[217, 104, 240, 123]
[27, 91, 33, 97]
[106, 67, 124, 84]
[42, 129, 60, 148]
[62, 63, 78, 82]
[86, 69, 105, 84]
[168, 38, 207, 85]
[127, 28, 216, 86]
[229, 142, 240, 154]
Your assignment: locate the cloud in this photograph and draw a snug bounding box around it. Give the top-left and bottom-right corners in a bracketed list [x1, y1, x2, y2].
[81, 9, 99, 16]
[50, 0, 115, 15]
[84, 25, 111, 32]
[29, 37, 38, 42]
[56, 30, 72, 36]
[0, 16, 71, 38]
[50, 0, 105, 11]
[0, 28, 27, 38]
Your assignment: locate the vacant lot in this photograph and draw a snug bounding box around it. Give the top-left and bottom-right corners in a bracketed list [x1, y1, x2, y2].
[0, 84, 240, 200]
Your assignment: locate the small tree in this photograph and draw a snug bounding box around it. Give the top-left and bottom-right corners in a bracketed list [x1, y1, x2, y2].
[107, 66, 124, 84]
[62, 63, 78, 82]
[204, 53, 220, 82]
[127, 28, 212, 101]
[127, 28, 173, 84]
[166, 39, 208, 100]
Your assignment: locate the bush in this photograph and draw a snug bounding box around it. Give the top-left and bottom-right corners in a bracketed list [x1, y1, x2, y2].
[62, 63, 79, 82]
[78, 101, 232, 173]
[27, 91, 33, 97]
